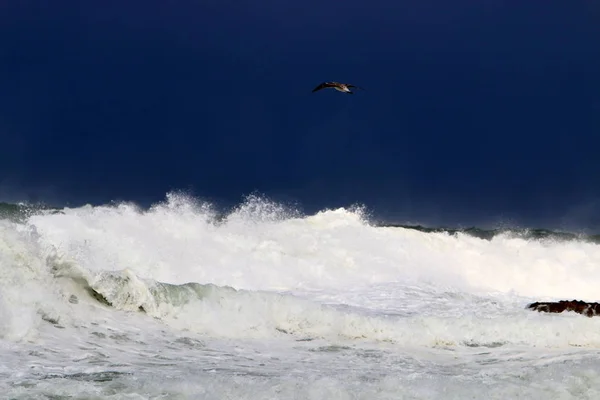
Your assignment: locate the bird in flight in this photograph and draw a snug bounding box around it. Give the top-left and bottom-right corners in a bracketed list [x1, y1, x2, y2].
[311, 81, 364, 94]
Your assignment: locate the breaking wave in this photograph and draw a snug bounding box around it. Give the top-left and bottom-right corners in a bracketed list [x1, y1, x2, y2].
[2, 192, 600, 348]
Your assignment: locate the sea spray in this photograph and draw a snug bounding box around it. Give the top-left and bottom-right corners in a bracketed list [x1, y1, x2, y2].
[2, 193, 600, 398]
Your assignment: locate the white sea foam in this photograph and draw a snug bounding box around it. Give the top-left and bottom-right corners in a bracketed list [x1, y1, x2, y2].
[2, 193, 600, 398]
[25, 192, 600, 300]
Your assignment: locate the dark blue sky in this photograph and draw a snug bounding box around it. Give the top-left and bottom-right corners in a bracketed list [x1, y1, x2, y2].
[1, 1, 599, 229]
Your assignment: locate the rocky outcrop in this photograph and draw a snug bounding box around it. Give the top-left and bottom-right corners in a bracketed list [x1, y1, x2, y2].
[527, 300, 600, 317]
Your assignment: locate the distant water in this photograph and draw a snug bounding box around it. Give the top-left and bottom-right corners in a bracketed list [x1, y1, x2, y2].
[2, 192, 600, 399]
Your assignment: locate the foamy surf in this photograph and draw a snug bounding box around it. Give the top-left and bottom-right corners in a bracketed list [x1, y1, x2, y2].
[2, 192, 600, 398]
[24, 193, 600, 300]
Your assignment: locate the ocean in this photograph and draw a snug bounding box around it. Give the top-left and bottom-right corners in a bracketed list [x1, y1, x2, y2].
[2, 192, 600, 399]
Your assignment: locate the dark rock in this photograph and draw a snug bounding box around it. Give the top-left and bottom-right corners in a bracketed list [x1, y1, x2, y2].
[527, 300, 600, 317]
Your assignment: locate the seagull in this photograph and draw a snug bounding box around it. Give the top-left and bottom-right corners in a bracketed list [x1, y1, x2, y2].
[311, 81, 364, 94]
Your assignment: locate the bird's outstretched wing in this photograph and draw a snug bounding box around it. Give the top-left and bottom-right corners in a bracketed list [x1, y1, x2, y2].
[311, 82, 337, 92]
[347, 84, 365, 91]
